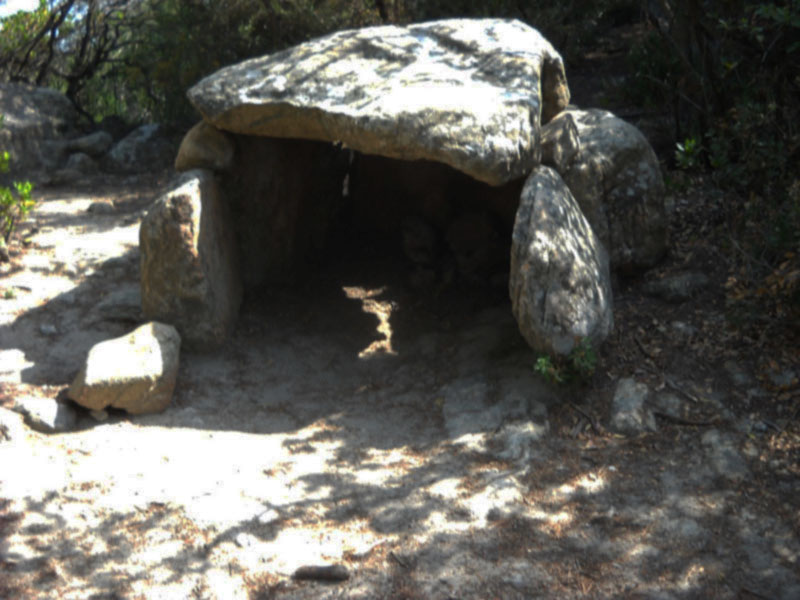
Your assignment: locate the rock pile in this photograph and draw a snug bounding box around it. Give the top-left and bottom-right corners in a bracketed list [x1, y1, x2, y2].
[0, 83, 175, 184]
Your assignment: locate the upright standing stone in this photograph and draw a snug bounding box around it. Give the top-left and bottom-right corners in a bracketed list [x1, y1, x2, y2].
[510, 166, 613, 356]
[140, 169, 242, 350]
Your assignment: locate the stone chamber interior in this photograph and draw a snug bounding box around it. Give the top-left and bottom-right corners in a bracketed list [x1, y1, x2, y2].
[220, 135, 527, 359]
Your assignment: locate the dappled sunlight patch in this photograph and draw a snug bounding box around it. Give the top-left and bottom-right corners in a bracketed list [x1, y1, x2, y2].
[342, 285, 397, 358]
[549, 468, 609, 500]
[0, 349, 34, 381]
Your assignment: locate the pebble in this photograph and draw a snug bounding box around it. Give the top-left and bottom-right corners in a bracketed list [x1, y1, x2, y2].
[670, 320, 697, 337]
[39, 323, 58, 336]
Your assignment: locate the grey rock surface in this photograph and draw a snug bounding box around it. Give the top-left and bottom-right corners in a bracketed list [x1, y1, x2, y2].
[188, 18, 569, 185]
[95, 285, 142, 322]
[106, 124, 175, 174]
[643, 272, 709, 303]
[140, 169, 242, 349]
[12, 396, 78, 433]
[541, 111, 580, 172]
[174, 121, 235, 172]
[0, 83, 81, 179]
[87, 200, 115, 215]
[67, 321, 181, 415]
[64, 130, 113, 157]
[701, 429, 750, 481]
[545, 108, 668, 271]
[609, 378, 657, 434]
[509, 165, 613, 355]
[65, 152, 98, 174]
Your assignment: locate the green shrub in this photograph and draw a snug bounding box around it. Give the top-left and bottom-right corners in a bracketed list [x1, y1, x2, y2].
[534, 337, 598, 384]
[0, 116, 35, 248]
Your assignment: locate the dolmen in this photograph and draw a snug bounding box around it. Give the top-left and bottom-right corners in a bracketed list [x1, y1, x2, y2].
[140, 18, 668, 356]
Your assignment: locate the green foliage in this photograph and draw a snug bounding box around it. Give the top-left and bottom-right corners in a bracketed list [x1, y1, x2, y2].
[0, 116, 35, 245]
[674, 136, 703, 171]
[1, 0, 637, 126]
[629, 1, 800, 332]
[534, 355, 565, 384]
[534, 338, 598, 385]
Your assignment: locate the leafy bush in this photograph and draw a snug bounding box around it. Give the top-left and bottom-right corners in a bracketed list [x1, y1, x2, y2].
[534, 337, 598, 384]
[0, 116, 34, 251]
[629, 1, 800, 332]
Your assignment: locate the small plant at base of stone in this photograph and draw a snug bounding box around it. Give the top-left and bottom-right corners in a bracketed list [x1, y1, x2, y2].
[0, 115, 35, 255]
[675, 136, 703, 170]
[534, 337, 597, 384]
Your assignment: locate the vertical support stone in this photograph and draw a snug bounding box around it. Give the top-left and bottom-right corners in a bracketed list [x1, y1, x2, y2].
[140, 169, 242, 350]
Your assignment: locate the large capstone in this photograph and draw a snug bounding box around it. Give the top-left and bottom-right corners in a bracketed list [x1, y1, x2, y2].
[187, 18, 569, 186]
[510, 166, 613, 356]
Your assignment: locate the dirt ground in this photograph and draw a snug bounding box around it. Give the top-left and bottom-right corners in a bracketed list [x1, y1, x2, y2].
[0, 161, 798, 600]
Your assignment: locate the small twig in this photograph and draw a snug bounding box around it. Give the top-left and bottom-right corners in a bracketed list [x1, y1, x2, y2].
[739, 586, 773, 600]
[640, 363, 701, 404]
[662, 374, 702, 404]
[728, 235, 773, 271]
[653, 412, 720, 427]
[568, 401, 603, 435]
[389, 551, 410, 570]
[634, 335, 657, 360]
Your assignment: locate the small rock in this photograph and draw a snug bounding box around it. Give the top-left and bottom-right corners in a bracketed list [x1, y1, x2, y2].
[643, 272, 709, 303]
[609, 378, 657, 435]
[651, 392, 683, 420]
[95, 286, 142, 322]
[87, 201, 115, 215]
[68, 321, 181, 415]
[65, 130, 113, 157]
[39, 323, 58, 336]
[701, 429, 750, 482]
[767, 369, 798, 390]
[496, 417, 548, 462]
[670, 321, 697, 338]
[12, 396, 78, 433]
[724, 360, 754, 387]
[65, 152, 98, 174]
[90, 409, 109, 421]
